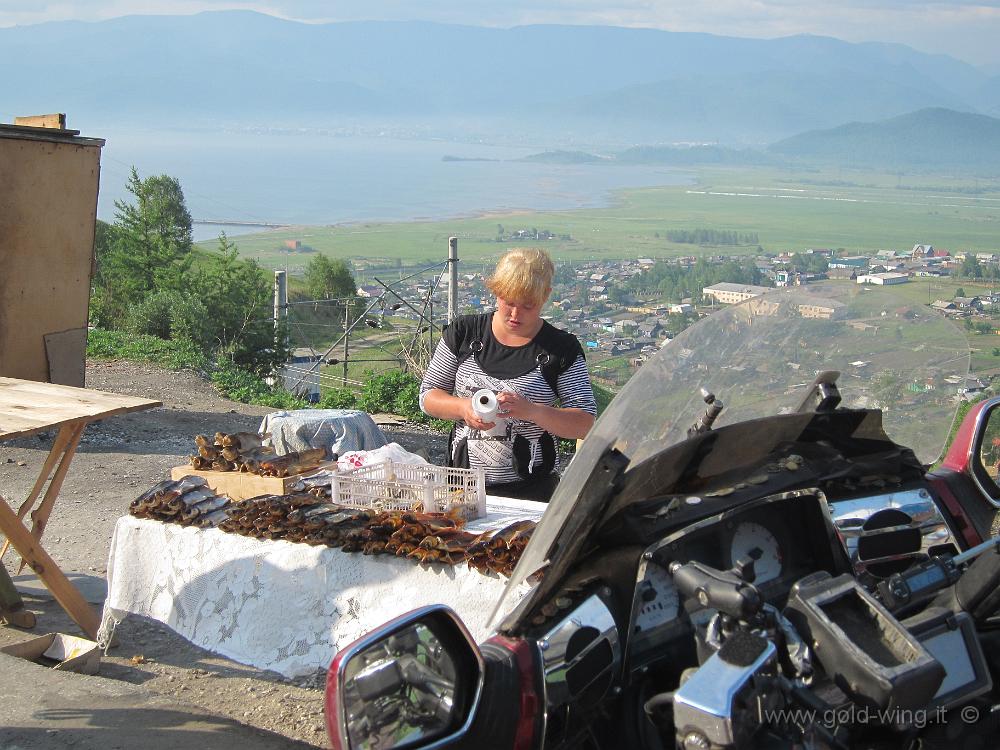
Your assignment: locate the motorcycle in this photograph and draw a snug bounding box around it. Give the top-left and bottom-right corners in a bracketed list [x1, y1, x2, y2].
[324, 282, 1000, 749]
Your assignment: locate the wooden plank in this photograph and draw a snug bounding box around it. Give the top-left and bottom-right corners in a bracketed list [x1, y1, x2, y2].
[0, 496, 100, 639]
[14, 113, 66, 129]
[169, 463, 336, 501]
[0, 424, 75, 562]
[18, 423, 86, 573]
[0, 377, 160, 440]
[0, 378, 159, 413]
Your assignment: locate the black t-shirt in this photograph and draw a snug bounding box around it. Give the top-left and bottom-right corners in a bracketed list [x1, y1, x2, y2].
[420, 312, 596, 485]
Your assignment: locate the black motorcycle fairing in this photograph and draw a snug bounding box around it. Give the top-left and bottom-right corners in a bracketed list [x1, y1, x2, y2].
[497, 446, 629, 636]
[600, 417, 925, 549]
[605, 408, 919, 524]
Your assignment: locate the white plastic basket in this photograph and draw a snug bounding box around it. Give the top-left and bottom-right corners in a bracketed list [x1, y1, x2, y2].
[331, 460, 487, 521]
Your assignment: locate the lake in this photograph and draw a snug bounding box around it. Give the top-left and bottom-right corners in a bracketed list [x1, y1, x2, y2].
[95, 128, 691, 242]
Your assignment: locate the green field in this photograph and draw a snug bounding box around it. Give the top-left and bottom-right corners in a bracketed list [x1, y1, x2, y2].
[201, 166, 1000, 269]
[215, 163, 1000, 386]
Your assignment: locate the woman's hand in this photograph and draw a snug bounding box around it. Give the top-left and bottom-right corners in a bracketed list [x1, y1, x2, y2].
[497, 389, 594, 439]
[495, 390, 537, 422]
[460, 397, 497, 431]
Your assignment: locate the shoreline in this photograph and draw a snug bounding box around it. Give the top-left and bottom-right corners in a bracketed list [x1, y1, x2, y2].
[190, 176, 696, 245]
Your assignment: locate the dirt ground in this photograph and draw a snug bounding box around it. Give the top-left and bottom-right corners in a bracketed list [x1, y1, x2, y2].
[0, 359, 449, 748]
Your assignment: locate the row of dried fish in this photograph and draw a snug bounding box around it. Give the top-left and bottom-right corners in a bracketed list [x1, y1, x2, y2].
[129, 476, 233, 527]
[188, 430, 329, 477]
[215, 494, 535, 575]
[129, 479, 536, 576]
[188, 431, 274, 472]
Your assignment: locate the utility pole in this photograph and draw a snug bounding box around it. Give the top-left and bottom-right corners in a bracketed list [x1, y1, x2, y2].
[447, 236, 459, 323]
[273, 270, 287, 350]
[342, 298, 351, 387]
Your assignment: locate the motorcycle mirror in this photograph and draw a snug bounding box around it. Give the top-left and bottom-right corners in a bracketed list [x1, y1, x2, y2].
[325, 605, 484, 750]
[963, 397, 1000, 507]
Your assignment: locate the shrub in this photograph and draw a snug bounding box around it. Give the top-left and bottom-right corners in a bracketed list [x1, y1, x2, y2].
[124, 290, 183, 339]
[211, 360, 307, 409]
[357, 370, 448, 429]
[319, 388, 359, 410]
[169, 294, 212, 349]
[359, 370, 417, 416]
[87, 328, 208, 371]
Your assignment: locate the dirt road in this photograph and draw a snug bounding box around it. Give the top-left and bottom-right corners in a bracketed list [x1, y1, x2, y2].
[0, 359, 447, 748]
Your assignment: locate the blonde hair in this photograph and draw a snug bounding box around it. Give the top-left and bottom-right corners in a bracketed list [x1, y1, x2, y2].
[486, 247, 554, 307]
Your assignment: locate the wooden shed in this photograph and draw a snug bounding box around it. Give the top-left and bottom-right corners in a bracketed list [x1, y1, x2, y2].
[0, 115, 104, 386]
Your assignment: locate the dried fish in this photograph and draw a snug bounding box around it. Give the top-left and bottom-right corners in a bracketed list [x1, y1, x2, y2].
[258, 447, 327, 478]
[220, 432, 270, 451]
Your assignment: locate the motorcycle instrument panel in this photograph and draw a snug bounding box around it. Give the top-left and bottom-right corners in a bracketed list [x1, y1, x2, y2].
[634, 562, 680, 632]
[628, 491, 843, 665]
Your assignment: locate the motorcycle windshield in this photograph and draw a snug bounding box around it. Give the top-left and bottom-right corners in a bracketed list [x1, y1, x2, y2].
[492, 281, 970, 630]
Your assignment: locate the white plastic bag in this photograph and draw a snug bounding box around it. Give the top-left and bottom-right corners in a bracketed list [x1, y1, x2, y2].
[337, 442, 429, 470]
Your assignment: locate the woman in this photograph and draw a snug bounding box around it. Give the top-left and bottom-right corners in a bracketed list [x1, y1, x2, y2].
[420, 247, 596, 502]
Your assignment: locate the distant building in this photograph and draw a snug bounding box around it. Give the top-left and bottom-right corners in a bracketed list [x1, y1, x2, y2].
[356, 285, 384, 298]
[774, 269, 801, 287]
[702, 282, 771, 304]
[827, 267, 859, 281]
[797, 299, 845, 319]
[829, 256, 870, 270]
[952, 296, 983, 310]
[856, 272, 909, 286]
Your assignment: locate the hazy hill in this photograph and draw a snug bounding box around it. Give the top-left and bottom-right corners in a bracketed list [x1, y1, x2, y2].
[0, 11, 995, 143]
[769, 108, 1000, 171]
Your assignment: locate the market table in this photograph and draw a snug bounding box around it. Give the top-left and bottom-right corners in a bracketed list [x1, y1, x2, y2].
[0, 377, 161, 637]
[99, 497, 545, 678]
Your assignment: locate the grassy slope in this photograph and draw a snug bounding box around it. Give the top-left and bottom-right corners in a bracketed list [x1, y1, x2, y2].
[206, 164, 1000, 380]
[201, 166, 1000, 268]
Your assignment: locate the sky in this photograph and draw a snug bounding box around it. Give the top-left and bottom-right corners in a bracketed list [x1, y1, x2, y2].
[1, 1, 999, 68]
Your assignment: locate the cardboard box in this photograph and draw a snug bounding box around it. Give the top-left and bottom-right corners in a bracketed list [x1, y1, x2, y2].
[0, 632, 100, 674]
[170, 463, 336, 501]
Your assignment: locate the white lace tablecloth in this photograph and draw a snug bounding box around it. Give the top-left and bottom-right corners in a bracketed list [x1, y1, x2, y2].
[100, 499, 543, 678]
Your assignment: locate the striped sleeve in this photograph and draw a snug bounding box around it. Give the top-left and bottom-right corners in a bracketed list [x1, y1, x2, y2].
[556, 354, 597, 415]
[419, 339, 460, 413]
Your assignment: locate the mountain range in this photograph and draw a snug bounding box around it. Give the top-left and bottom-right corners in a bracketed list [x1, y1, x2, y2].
[770, 108, 1000, 172]
[2, 11, 999, 145]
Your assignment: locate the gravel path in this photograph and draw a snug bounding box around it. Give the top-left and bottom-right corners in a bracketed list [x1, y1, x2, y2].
[0, 359, 448, 748]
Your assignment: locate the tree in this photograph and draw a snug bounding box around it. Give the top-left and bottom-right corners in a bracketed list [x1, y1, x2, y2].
[111, 167, 193, 293]
[961, 255, 983, 279]
[91, 168, 194, 324]
[304, 254, 356, 300]
[196, 233, 288, 374]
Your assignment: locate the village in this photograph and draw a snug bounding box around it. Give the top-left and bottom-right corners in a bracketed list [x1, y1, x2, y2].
[346, 240, 1000, 392]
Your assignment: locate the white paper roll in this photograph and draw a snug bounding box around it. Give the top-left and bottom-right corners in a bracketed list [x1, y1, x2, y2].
[471, 389, 499, 421]
[471, 389, 506, 436]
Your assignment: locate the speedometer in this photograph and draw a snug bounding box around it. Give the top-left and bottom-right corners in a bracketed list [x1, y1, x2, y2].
[729, 522, 783, 584]
[634, 562, 680, 632]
